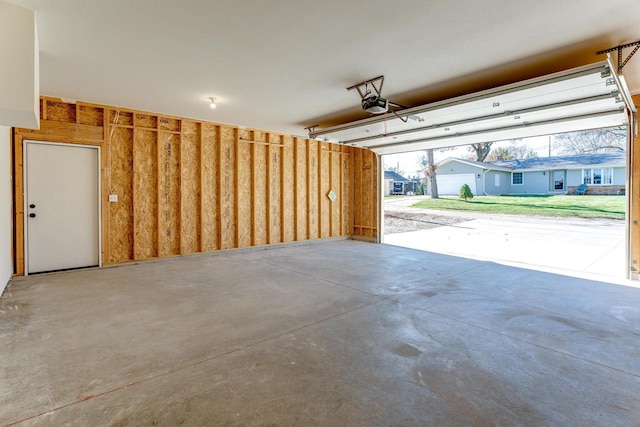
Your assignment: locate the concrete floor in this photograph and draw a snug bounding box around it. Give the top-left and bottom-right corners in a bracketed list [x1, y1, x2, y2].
[384, 196, 626, 281]
[385, 215, 625, 281]
[2, 240, 640, 426]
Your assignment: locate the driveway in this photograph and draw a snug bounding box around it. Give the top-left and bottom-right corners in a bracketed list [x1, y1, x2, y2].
[383, 197, 628, 283]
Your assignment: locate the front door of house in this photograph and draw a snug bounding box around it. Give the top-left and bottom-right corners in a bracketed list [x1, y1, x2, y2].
[553, 170, 565, 191]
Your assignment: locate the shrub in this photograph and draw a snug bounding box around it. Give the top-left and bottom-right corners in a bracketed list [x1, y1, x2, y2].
[459, 184, 474, 201]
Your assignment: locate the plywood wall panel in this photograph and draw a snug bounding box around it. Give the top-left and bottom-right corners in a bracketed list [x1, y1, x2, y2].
[110, 110, 134, 126]
[282, 136, 295, 243]
[295, 138, 307, 241]
[253, 142, 268, 246]
[219, 127, 237, 250]
[319, 142, 330, 238]
[180, 122, 201, 254]
[350, 148, 377, 239]
[12, 97, 378, 275]
[108, 127, 134, 262]
[77, 104, 104, 126]
[200, 124, 219, 251]
[237, 140, 252, 248]
[159, 117, 181, 132]
[307, 140, 319, 240]
[133, 129, 158, 259]
[158, 132, 181, 256]
[44, 99, 76, 123]
[331, 147, 341, 237]
[134, 113, 157, 129]
[342, 148, 352, 236]
[270, 136, 282, 244]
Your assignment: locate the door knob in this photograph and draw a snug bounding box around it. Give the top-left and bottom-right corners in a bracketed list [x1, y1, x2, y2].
[29, 204, 36, 209]
[29, 213, 36, 218]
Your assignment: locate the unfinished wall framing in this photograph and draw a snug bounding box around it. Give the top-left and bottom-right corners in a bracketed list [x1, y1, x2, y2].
[12, 97, 378, 275]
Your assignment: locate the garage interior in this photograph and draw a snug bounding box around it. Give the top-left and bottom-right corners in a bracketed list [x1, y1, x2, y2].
[2, 1, 640, 425]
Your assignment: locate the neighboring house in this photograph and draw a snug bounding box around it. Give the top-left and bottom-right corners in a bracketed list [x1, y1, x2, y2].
[433, 152, 626, 196]
[384, 171, 420, 196]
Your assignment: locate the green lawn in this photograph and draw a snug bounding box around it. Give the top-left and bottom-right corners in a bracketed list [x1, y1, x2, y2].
[410, 195, 625, 220]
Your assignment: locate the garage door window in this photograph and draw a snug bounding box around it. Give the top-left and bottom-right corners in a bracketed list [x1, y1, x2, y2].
[512, 172, 523, 185]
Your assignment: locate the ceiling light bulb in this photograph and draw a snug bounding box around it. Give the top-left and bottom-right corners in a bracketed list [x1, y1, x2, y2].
[209, 97, 217, 109]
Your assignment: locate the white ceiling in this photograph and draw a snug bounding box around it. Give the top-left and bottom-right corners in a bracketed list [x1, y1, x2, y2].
[7, 0, 640, 136]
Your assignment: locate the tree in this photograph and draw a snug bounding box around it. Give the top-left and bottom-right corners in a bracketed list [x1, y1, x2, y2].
[469, 142, 493, 162]
[417, 149, 439, 198]
[425, 149, 439, 199]
[459, 184, 473, 201]
[553, 127, 626, 154]
[486, 141, 538, 161]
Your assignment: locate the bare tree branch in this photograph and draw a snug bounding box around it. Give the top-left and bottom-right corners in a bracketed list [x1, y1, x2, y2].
[554, 127, 626, 154]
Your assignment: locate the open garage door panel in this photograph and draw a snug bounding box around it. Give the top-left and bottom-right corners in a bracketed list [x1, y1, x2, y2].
[310, 60, 636, 155]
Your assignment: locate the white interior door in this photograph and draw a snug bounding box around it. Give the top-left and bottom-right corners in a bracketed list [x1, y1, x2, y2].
[25, 141, 100, 274]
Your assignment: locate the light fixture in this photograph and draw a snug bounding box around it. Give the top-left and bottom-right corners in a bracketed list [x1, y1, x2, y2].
[209, 97, 217, 109]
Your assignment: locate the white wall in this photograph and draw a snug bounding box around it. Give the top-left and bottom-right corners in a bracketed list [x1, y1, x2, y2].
[0, 1, 39, 129]
[0, 126, 11, 295]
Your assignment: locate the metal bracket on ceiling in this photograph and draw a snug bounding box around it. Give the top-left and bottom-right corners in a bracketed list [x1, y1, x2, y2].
[305, 124, 319, 136]
[346, 75, 385, 99]
[597, 40, 640, 74]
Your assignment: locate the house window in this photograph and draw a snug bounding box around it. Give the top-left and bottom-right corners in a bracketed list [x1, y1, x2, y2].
[494, 174, 500, 186]
[512, 172, 523, 185]
[593, 168, 602, 184]
[583, 168, 613, 185]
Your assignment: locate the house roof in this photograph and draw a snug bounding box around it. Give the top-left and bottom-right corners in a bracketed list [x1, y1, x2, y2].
[438, 152, 626, 173]
[491, 152, 626, 171]
[384, 171, 409, 181]
[437, 157, 512, 172]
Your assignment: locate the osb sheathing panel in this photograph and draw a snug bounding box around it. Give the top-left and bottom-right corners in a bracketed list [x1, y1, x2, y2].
[158, 132, 181, 256]
[110, 110, 134, 126]
[109, 127, 134, 262]
[331, 147, 341, 237]
[12, 97, 379, 275]
[307, 140, 319, 240]
[253, 143, 268, 246]
[270, 136, 282, 244]
[237, 141, 252, 248]
[77, 103, 104, 126]
[160, 117, 181, 132]
[200, 124, 219, 251]
[219, 127, 237, 250]
[135, 113, 157, 129]
[342, 148, 352, 236]
[351, 148, 377, 238]
[294, 138, 308, 241]
[319, 142, 331, 239]
[44, 99, 76, 123]
[180, 122, 201, 254]
[133, 129, 158, 259]
[282, 136, 295, 243]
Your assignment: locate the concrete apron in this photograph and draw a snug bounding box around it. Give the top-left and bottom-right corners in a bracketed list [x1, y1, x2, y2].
[384, 214, 630, 285]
